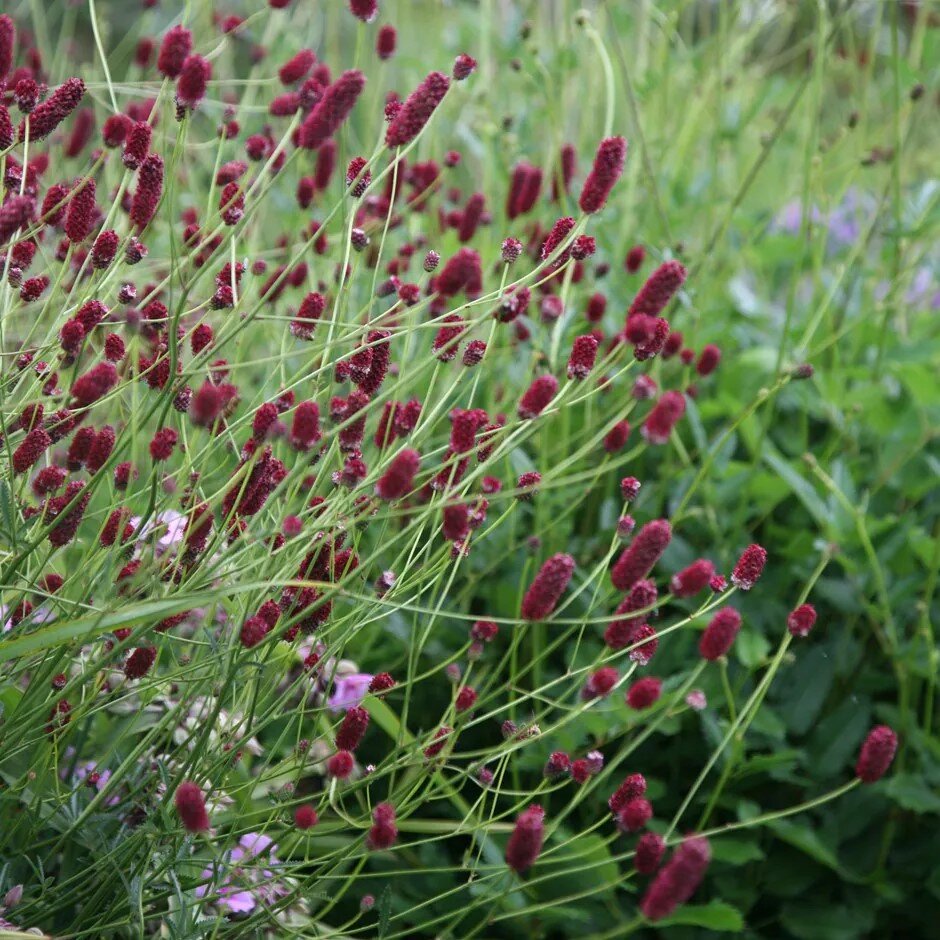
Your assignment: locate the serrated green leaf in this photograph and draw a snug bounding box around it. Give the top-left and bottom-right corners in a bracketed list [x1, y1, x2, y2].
[655, 900, 744, 931]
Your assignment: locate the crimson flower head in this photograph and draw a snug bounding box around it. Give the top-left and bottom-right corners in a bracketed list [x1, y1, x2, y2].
[130, 154, 164, 230]
[279, 49, 315, 85]
[518, 375, 558, 420]
[240, 615, 270, 649]
[540, 752, 570, 781]
[855, 725, 897, 783]
[609, 772, 647, 815]
[433, 314, 466, 361]
[295, 805, 318, 830]
[386, 71, 450, 148]
[0, 104, 14, 151]
[571, 235, 596, 260]
[517, 471, 541, 499]
[471, 620, 498, 643]
[579, 136, 627, 213]
[642, 391, 686, 444]
[124, 646, 157, 680]
[456, 686, 477, 712]
[541, 216, 576, 261]
[670, 559, 715, 598]
[367, 802, 398, 850]
[506, 805, 545, 874]
[436, 247, 482, 298]
[65, 107, 95, 157]
[0, 14, 13, 81]
[611, 519, 671, 591]
[149, 427, 178, 461]
[349, 0, 378, 22]
[46, 482, 90, 547]
[376, 449, 421, 500]
[13, 427, 51, 475]
[641, 835, 711, 921]
[19, 78, 85, 142]
[635, 832, 666, 875]
[449, 407, 486, 453]
[501, 237, 523, 264]
[71, 362, 118, 407]
[458, 192, 485, 242]
[582, 666, 618, 700]
[65, 179, 96, 244]
[787, 603, 817, 638]
[453, 54, 477, 80]
[219, 182, 244, 225]
[174, 780, 209, 832]
[346, 156, 371, 196]
[290, 291, 325, 340]
[176, 55, 211, 110]
[299, 70, 366, 150]
[424, 726, 453, 760]
[462, 339, 486, 366]
[626, 677, 662, 710]
[442, 503, 470, 542]
[629, 623, 659, 666]
[326, 750, 355, 779]
[699, 607, 741, 661]
[731, 543, 767, 590]
[608, 590, 660, 655]
[336, 706, 370, 752]
[521, 553, 575, 621]
[15, 79, 39, 116]
[584, 294, 606, 325]
[618, 797, 653, 832]
[696, 344, 721, 376]
[603, 420, 631, 454]
[625, 244, 645, 273]
[289, 401, 321, 451]
[91, 230, 119, 269]
[571, 759, 592, 784]
[617, 477, 640, 504]
[369, 672, 396, 693]
[567, 334, 599, 380]
[158, 25, 192, 78]
[376, 25, 397, 60]
[628, 260, 687, 319]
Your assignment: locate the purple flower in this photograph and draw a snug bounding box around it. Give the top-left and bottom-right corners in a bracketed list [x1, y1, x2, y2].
[328, 673, 373, 711]
[2, 603, 54, 632]
[236, 832, 277, 860]
[132, 509, 187, 555]
[195, 832, 287, 916]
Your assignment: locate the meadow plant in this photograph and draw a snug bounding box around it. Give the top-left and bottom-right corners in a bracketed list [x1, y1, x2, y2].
[0, 1, 936, 937]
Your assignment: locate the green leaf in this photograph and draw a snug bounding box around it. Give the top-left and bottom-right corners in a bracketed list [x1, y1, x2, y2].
[0, 584, 271, 662]
[377, 883, 392, 938]
[807, 698, 871, 778]
[736, 629, 770, 669]
[767, 819, 842, 873]
[365, 694, 413, 744]
[761, 447, 829, 530]
[781, 902, 874, 939]
[0, 479, 14, 542]
[655, 900, 744, 931]
[775, 646, 834, 735]
[885, 774, 940, 814]
[711, 837, 764, 865]
[532, 833, 619, 900]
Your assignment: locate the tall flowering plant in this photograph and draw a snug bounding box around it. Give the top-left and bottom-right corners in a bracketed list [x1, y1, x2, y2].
[0, 2, 921, 937]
